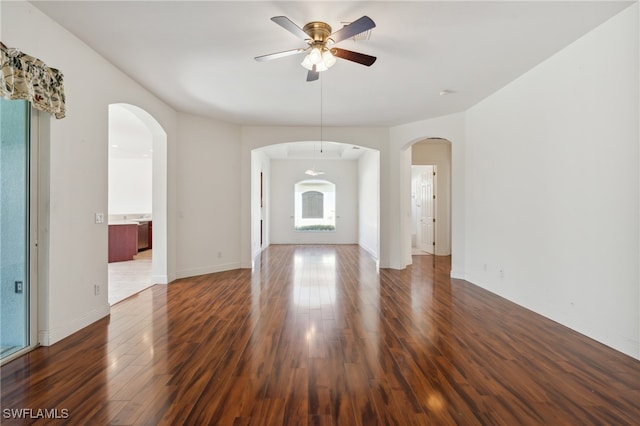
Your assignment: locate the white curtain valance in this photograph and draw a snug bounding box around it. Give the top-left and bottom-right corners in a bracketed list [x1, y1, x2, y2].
[1, 42, 66, 119]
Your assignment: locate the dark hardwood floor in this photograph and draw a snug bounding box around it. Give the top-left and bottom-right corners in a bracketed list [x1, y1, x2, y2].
[1, 245, 639, 425]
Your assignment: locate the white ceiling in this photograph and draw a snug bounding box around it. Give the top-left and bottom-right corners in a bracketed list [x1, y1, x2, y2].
[31, 1, 632, 130]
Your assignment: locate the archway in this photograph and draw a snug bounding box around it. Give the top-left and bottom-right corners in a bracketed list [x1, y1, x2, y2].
[250, 141, 380, 267]
[107, 103, 168, 303]
[411, 139, 452, 256]
[400, 137, 453, 270]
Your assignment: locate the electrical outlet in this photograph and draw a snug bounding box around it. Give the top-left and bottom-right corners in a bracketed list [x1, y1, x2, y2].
[95, 212, 104, 224]
[15, 281, 23, 293]
[94, 284, 100, 295]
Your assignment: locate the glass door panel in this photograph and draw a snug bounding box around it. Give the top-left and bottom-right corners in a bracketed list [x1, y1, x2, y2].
[0, 98, 30, 360]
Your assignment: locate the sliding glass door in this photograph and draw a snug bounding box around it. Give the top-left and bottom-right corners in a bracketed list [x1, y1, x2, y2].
[0, 97, 31, 360]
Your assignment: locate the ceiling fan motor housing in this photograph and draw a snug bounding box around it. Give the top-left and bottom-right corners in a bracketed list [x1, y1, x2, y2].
[303, 22, 333, 43]
[255, 16, 377, 81]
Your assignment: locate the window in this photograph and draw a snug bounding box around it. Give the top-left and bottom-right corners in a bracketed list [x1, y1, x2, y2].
[302, 191, 323, 218]
[294, 180, 335, 231]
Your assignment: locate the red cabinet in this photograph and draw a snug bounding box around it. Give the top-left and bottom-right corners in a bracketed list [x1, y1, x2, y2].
[108, 223, 138, 262]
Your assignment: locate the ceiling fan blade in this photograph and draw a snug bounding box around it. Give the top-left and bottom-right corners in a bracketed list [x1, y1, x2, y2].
[255, 48, 306, 62]
[271, 16, 309, 40]
[331, 48, 377, 66]
[329, 16, 376, 43]
[306, 68, 319, 82]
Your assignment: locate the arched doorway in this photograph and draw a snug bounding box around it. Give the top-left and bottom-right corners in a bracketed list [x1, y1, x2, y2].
[411, 139, 452, 257]
[250, 141, 380, 266]
[107, 103, 168, 304]
[399, 137, 453, 270]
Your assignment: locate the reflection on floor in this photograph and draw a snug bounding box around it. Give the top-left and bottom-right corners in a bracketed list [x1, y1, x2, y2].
[0, 346, 19, 358]
[108, 249, 152, 305]
[412, 247, 433, 255]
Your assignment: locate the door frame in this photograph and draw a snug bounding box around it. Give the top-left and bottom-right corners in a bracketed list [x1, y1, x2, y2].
[0, 105, 40, 365]
[28, 107, 39, 352]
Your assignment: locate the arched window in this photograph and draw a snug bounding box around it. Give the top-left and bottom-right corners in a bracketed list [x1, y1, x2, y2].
[302, 191, 323, 218]
[294, 180, 335, 231]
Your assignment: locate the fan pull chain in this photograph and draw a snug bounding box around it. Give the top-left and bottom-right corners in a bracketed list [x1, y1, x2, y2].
[320, 74, 323, 153]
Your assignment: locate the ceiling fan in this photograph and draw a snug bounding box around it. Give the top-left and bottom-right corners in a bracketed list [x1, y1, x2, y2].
[255, 15, 377, 82]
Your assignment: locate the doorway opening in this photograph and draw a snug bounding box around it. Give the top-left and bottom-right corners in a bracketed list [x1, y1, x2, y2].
[107, 104, 167, 305]
[250, 141, 380, 264]
[409, 138, 452, 259]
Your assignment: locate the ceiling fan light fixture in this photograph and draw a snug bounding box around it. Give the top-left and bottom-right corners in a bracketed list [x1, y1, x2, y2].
[309, 47, 322, 64]
[315, 60, 329, 72]
[305, 168, 325, 176]
[301, 54, 314, 70]
[301, 47, 336, 72]
[322, 50, 336, 68]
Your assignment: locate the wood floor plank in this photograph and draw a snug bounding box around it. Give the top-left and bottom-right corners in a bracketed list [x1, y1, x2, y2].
[1, 245, 639, 425]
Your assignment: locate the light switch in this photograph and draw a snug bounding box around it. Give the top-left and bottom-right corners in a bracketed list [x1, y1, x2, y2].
[95, 212, 105, 224]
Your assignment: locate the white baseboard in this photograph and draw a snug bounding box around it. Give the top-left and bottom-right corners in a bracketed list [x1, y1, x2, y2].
[450, 269, 466, 280]
[151, 274, 169, 284]
[359, 243, 378, 260]
[175, 262, 243, 280]
[39, 303, 110, 346]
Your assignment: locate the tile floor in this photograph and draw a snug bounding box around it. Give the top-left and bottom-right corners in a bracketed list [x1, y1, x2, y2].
[108, 250, 153, 305]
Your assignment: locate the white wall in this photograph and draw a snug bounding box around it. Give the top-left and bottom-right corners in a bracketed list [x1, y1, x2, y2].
[412, 141, 452, 255]
[464, 5, 639, 358]
[108, 158, 152, 214]
[108, 104, 153, 215]
[358, 150, 380, 259]
[270, 159, 358, 244]
[175, 113, 242, 278]
[2, 0, 178, 345]
[390, 5, 639, 359]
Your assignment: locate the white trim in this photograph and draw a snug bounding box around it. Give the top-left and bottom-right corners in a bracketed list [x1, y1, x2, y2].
[359, 242, 378, 261]
[175, 262, 243, 280]
[450, 269, 466, 280]
[41, 303, 110, 346]
[151, 274, 169, 285]
[29, 106, 39, 350]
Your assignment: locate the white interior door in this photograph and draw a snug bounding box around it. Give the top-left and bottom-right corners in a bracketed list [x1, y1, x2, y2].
[412, 165, 435, 254]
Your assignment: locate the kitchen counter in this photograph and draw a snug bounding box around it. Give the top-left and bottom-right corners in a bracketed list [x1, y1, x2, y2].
[108, 220, 141, 226]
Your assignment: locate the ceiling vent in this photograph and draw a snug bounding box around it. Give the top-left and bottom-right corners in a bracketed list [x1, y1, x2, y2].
[341, 22, 372, 41]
